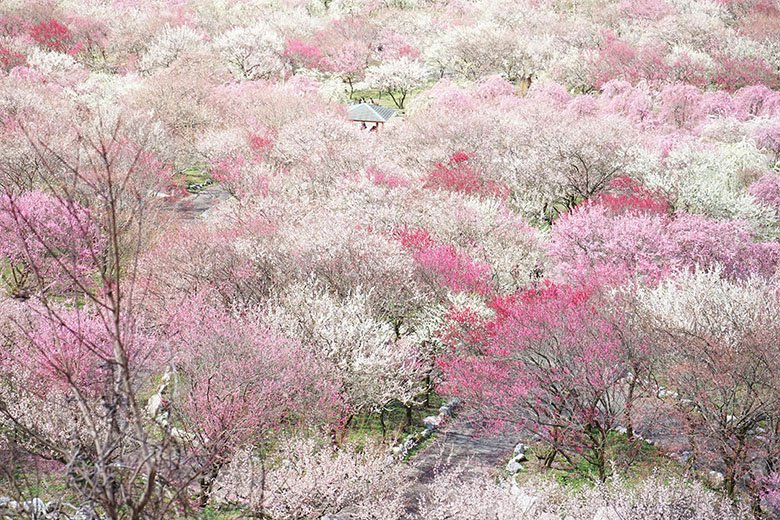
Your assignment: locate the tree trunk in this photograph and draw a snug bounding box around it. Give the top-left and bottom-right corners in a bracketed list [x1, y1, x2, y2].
[625, 376, 636, 442]
[424, 373, 432, 408]
[542, 448, 557, 468]
[199, 464, 221, 509]
[518, 76, 532, 96]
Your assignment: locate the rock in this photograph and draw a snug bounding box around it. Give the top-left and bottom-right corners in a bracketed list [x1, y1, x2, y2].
[439, 398, 459, 415]
[423, 415, 443, 430]
[23, 498, 46, 518]
[707, 471, 724, 488]
[73, 506, 100, 520]
[505, 460, 523, 473]
[513, 452, 528, 462]
[0, 498, 19, 512]
[513, 442, 526, 456]
[613, 426, 627, 435]
[537, 514, 559, 520]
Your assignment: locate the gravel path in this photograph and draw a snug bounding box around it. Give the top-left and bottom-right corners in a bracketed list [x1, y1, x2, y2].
[174, 185, 230, 219]
[404, 419, 518, 514]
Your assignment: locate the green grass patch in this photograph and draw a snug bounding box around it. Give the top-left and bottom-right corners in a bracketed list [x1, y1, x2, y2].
[517, 431, 686, 490]
[177, 166, 213, 194]
[346, 395, 445, 447]
[196, 505, 247, 520]
[349, 83, 433, 113]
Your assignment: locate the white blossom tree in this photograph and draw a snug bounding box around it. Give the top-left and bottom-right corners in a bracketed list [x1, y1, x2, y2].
[365, 57, 430, 109]
[214, 24, 285, 80]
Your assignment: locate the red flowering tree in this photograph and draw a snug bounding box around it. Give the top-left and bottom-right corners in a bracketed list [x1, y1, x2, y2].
[423, 151, 509, 200]
[439, 280, 632, 481]
[29, 19, 74, 53]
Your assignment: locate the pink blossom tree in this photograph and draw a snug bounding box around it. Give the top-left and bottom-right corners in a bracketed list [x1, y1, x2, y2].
[549, 199, 780, 282]
[0, 190, 103, 298]
[161, 294, 342, 507]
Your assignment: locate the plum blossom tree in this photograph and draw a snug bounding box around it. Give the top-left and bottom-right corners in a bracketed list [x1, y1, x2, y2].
[161, 294, 341, 507]
[426, 19, 556, 91]
[418, 470, 751, 519]
[640, 269, 780, 508]
[365, 57, 430, 109]
[0, 191, 103, 298]
[29, 19, 74, 54]
[500, 109, 637, 223]
[750, 173, 780, 216]
[0, 114, 184, 518]
[423, 151, 509, 200]
[643, 141, 779, 234]
[283, 38, 324, 73]
[439, 280, 631, 481]
[0, 44, 25, 70]
[394, 227, 494, 297]
[139, 24, 204, 73]
[548, 200, 780, 282]
[215, 437, 410, 519]
[265, 281, 426, 427]
[215, 24, 285, 81]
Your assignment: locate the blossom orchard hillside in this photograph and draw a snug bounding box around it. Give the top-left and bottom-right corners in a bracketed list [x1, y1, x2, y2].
[0, 0, 778, 517]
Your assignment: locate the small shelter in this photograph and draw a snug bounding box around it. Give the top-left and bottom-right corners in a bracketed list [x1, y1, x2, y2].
[347, 103, 395, 131]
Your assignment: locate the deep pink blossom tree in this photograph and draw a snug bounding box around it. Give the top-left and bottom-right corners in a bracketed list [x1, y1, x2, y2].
[0, 190, 103, 298]
[283, 38, 324, 73]
[423, 151, 509, 199]
[440, 280, 633, 480]
[395, 227, 493, 296]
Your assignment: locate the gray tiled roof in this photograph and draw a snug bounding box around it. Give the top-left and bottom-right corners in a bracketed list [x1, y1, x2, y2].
[347, 103, 395, 123]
